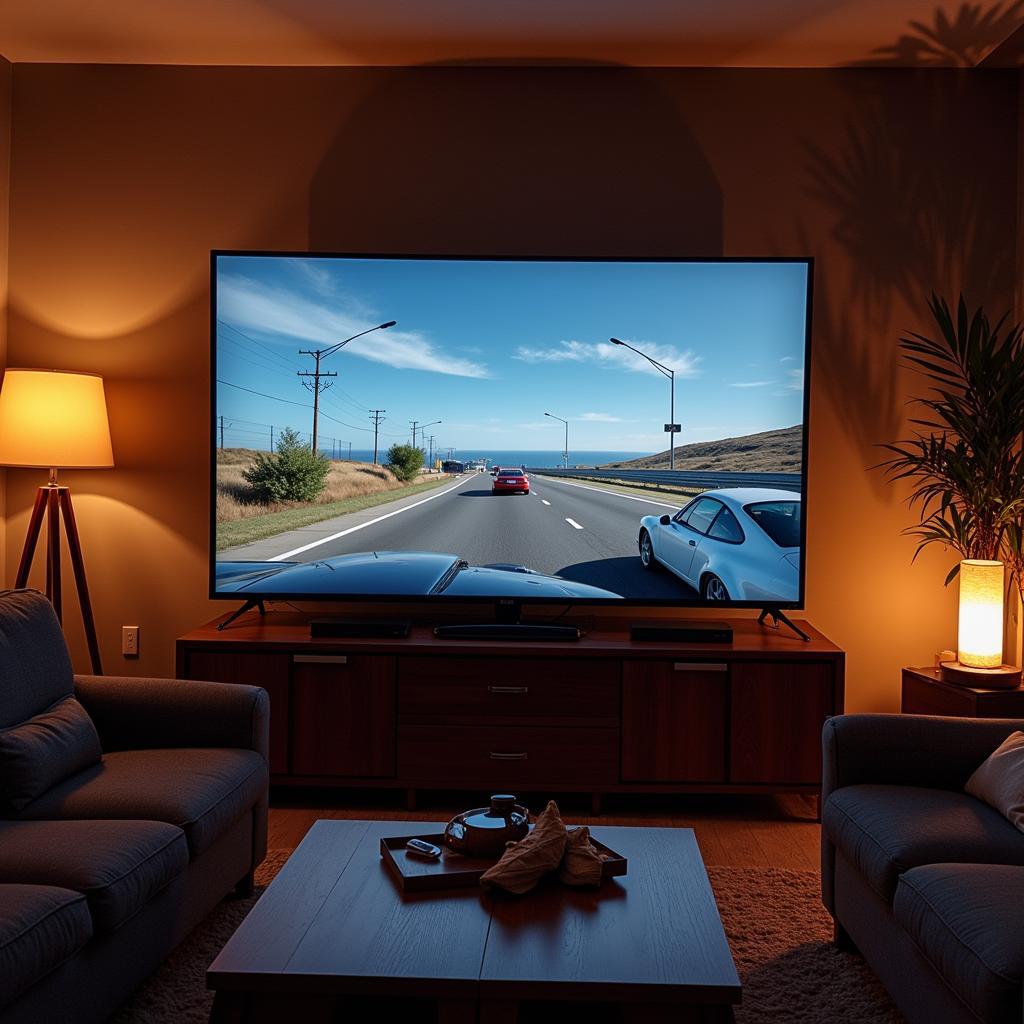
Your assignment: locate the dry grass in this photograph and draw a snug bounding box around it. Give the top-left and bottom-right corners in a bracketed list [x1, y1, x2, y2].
[216, 448, 411, 523]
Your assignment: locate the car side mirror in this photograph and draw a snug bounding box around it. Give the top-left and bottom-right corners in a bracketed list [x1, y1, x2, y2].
[659, 514, 671, 525]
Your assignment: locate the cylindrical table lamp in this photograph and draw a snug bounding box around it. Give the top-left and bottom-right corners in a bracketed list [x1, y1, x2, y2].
[941, 559, 1021, 689]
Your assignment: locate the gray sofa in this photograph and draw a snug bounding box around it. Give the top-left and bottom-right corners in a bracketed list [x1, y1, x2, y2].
[822, 713, 1024, 1024]
[0, 589, 269, 1024]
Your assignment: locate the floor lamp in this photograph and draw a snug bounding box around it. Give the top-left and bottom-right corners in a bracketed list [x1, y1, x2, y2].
[0, 369, 114, 674]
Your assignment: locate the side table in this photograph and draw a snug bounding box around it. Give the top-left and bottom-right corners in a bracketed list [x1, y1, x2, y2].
[902, 666, 1024, 718]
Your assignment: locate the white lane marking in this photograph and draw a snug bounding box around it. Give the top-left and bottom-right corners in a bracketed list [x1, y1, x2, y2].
[540, 475, 679, 509]
[565, 518, 584, 530]
[541, 499, 551, 506]
[269, 475, 473, 561]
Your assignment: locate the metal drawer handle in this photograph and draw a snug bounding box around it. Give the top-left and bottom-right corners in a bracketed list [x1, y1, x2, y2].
[293, 655, 348, 665]
[673, 662, 727, 672]
[488, 686, 529, 694]
[489, 751, 528, 760]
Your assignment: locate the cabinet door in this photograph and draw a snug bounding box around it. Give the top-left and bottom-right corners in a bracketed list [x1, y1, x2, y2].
[621, 661, 727, 782]
[187, 651, 290, 775]
[290, 655, 396, 777]
[730, 661, 835, 784]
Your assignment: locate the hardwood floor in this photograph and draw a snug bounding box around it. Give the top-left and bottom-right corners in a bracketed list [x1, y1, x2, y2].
[268, 790, 821, 871]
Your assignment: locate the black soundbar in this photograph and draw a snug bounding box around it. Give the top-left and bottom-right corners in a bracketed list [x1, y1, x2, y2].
[434, 623, 583, 641]
[309, 619, 411, 639]
[630, 620, 733, 643]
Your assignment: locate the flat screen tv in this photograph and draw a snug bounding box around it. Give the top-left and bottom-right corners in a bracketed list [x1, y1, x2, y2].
[211, 252, 812, 611]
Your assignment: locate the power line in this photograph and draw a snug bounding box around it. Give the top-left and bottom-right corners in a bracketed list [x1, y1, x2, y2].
[217, 321, 304, 372]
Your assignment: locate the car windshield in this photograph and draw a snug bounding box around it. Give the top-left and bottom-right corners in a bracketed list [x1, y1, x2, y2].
[744, 501, 801, 548]
[499, 471, 524, 477]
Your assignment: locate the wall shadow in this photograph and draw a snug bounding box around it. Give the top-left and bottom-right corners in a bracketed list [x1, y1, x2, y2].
[848, 1, 1024, 66]
[308, 64, 723, 258]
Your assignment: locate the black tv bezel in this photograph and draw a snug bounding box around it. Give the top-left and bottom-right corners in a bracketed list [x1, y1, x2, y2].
[209, 250, 814, 610]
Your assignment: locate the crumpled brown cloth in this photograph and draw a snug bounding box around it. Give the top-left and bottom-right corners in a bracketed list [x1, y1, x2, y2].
[480, 800, 567, 894]
[558, 824, 608, 887]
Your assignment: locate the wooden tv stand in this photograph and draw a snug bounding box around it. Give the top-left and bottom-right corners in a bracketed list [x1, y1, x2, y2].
[176, 613, 844, 811]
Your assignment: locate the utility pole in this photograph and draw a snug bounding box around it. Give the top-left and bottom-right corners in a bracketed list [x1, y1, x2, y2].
[410, 421, 419, 449]
[428, 435, 436, 468]
[270, 425, 274, 452]
[296, 350, 337, 455]
[411, 419, 441, 452]
[219, 415, 225, 450]
[347, 441, 353, 461]
[369, 410, 386, 465]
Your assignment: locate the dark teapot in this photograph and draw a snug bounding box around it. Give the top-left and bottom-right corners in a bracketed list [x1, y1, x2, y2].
[443, 794, 529, 857]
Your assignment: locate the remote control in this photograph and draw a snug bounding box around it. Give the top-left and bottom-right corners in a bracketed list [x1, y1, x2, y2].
[406, 839, 441, 859]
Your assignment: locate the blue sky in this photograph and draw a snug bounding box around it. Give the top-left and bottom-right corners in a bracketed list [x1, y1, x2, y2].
[215, 256, 808, 454]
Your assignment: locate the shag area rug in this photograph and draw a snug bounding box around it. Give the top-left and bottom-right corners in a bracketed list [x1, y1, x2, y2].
[113, 854, 903, 1023]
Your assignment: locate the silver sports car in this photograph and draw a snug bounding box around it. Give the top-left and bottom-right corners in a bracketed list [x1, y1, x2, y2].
[637, 488, 801, 602]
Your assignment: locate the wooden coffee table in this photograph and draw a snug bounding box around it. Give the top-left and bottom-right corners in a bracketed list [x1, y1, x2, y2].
[208, 820, 741, 1023]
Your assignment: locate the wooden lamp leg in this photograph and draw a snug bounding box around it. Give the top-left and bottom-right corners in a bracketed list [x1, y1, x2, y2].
[58, 489, 103, 676]
[46, 487, 62, 621]
[15, 488, 48, 589]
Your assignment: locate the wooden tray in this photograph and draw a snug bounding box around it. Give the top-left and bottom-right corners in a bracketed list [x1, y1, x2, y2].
[380, 830, 628, 893]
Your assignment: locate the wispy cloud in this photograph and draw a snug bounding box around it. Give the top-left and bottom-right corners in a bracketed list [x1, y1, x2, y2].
[780, 355, 795, 363]
[513, 339, 701, 378]
[579, 412, 623, 422]
[219, 273, 491, 379]
[730, 380, 776, 388]
[785, 368, 804, 390]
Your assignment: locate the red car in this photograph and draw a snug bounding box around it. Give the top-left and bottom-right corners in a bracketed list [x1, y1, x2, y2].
[492, 469, 530, 494]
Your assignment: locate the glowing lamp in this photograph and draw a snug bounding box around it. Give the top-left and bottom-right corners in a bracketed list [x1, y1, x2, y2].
[957, 560, 1004, 668]
[0, 369, 113, 674]
[941, 559, 1020, 689]
[0, 369, 113, 473]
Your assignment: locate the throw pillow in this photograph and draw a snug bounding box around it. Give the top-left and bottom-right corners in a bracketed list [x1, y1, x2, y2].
[966, 731, 1024, 833]
[0, 696, 102, 811]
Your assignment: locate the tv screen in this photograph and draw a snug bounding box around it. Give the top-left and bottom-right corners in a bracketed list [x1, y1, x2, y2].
[211, 253, 811, 608]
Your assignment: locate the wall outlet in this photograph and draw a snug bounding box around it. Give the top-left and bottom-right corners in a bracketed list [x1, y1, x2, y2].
[121, 626, 140, 657]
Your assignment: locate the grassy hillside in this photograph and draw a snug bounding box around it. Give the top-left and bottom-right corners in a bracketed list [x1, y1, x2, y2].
[601, 424, 802, 473]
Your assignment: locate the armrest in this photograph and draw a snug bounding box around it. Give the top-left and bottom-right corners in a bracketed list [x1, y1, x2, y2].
[75, 674, 269, 760]
[822, 713, 1023, 804]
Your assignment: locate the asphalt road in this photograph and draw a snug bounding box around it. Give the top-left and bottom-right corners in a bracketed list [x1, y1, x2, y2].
[224, 472, 698, 599]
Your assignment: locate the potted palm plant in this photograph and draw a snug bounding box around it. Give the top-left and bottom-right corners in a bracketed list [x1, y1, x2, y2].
[879, 295, 1024, 675]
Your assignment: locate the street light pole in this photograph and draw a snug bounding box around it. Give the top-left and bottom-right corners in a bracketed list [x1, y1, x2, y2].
[544, 412, 569, 468]
[609, 338, 677, 470]
[298, 319, 397, 455]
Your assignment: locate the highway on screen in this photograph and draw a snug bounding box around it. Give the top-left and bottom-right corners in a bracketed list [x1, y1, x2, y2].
[223, 471, 697, 600]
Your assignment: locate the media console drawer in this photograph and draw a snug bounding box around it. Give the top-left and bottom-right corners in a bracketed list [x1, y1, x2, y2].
[398, 723, 619, 786]
[398, 656, 619, 720]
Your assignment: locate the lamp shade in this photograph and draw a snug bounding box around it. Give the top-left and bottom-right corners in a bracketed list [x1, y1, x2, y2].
[0, 369, 114, 469]
[957, 559, 1004, 669]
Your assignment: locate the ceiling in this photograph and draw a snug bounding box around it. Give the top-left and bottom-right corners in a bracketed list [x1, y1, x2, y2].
[1, 0, 1022, 68]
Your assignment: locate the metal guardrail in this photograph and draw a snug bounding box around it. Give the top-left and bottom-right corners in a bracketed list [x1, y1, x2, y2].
[526, 467, 802, 492]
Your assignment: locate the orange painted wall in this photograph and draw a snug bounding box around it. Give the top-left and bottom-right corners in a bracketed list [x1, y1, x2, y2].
[0, 55, 10, 585]
[4, 64, 1020, 709]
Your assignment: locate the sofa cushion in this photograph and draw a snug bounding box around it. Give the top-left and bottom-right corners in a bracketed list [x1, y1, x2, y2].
[0, 696, 102, 811]
[0, 590, 74, 728]
[0, 820, 188, 933]
[966, 730, 1024, 833]
[17, 747, 267, 857]
[895, 863, 1024, 1023]
[0, 883, 92, 1009]
[823, 784, 1024, 902]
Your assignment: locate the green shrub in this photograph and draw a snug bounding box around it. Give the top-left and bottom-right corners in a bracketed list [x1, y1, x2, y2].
[243, 427, 330, 503]
[385, 444, 424, 482]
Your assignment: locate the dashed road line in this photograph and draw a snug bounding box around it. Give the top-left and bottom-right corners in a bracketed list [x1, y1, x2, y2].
[540, 475, 679, 509]
[541, 499, 551, 506]
[565, 518, 584, 530]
